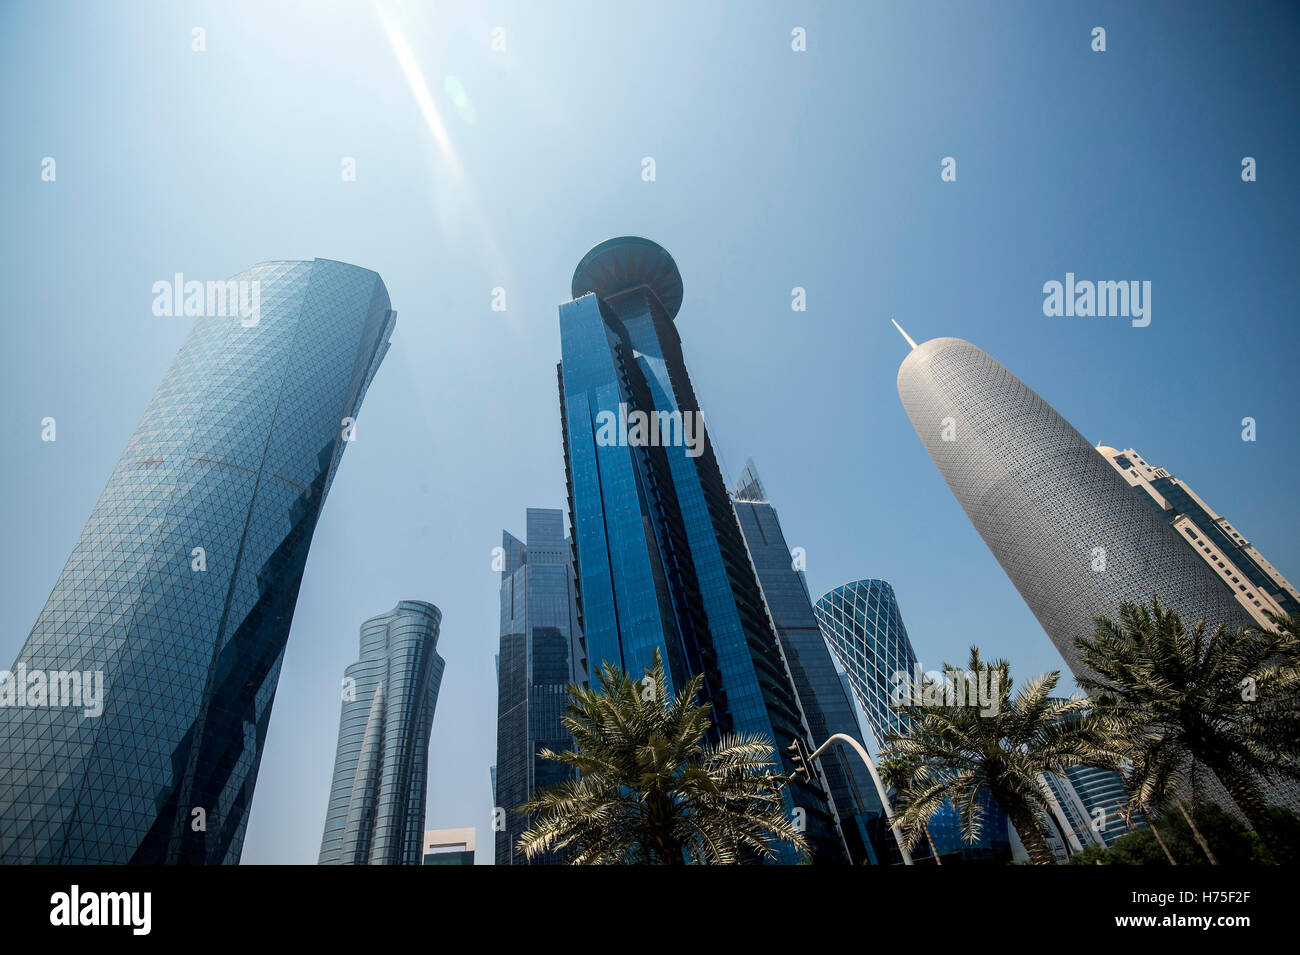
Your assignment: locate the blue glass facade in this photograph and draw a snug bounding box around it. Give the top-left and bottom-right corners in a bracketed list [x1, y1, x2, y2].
[814, 580, 920, 745]
[318, 601, 445, 866]
[814, 579, 1010, 862]
[557, 237, 841, 863]
[923, 791, 1012, 861]
[731, 460, 884, 864]
[0, 259, 395, 864]
[494, 509, 584, 865]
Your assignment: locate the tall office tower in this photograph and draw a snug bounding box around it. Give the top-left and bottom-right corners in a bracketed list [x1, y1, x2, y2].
[0, 259, 395, 865]
[1032, 696, 1140, 852]
[318, 601, 445, 866]
[895, 331, 1253, 680]
[1096, 445, 1299, 627]
[556, 237, 844, 863]
[731, 460, 887, 864]
[813, 580, 919, 746]
[814, 578, 1010, 862]
[1043, 764, 1135, 851]
[494, 508, 584, 865]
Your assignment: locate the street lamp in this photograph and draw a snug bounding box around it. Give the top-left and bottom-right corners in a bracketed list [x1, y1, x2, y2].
[791, 733, 914, 866]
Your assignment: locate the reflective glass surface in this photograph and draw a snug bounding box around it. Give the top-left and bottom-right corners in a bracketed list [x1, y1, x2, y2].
[0, 259, 395, 864]
[318, 601, 444, 866]
[494, 509, 583, 865]
[556, 240, 840, 863]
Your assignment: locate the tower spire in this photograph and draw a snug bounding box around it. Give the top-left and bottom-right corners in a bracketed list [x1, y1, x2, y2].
[891, 318, 918, 350]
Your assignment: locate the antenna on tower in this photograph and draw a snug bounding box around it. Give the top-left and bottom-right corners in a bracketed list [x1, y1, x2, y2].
[891, 318, 918, 350]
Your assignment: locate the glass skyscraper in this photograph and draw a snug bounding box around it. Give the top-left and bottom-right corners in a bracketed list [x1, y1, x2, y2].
[0, 258, 395, 864]
[731, 460, 886, 864]
[318, 601, 445, 866]
[557, 237, 843, 863]
[814, 578, 1010, 862]
[813, 580, 918, 747]
[494, 508, 584, 865]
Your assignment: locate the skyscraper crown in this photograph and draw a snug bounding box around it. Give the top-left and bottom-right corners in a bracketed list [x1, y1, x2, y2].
[570, 236, 684, 319]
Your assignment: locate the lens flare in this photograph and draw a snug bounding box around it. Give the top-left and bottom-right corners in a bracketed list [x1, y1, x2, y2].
[374, 2, 462, 181]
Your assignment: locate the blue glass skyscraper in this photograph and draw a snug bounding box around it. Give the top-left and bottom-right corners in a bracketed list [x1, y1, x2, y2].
[556, 237, 843, 863]
[494, 508, 584, 865]
[731, 460, 887, 864]
[0, 258, 395, 864]
[319, 601, 445, 866]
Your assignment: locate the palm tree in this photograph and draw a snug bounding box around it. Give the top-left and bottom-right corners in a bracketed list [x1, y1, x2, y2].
[880, 647, 1115, 865]
[1075, 597, 1300, 863]
[1259, 610, 1300, 764]
[516, 649, 809, 864]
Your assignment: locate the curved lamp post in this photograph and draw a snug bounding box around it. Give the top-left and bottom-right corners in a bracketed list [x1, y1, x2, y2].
[798, 733, 914, 866]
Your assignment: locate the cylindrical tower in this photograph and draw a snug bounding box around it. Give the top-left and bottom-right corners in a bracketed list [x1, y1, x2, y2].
[896, 336, 1251, 678]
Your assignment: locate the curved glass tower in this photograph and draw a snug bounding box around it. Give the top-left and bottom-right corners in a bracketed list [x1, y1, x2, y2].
[319, 601, 445, 866]
[0, 258, 395, 864]
[813, 580, 918, 746]
[814, 578, 1010, 862]
[557, 237, 844, 863]
[896, 335, 1252, 678]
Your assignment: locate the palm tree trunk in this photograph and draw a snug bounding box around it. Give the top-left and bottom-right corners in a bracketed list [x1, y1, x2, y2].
[1006, 804, 1056, 865]
[1175, 799, 1219, 864]
[923, 821, 943, 865]
[649, 790, 685, 864]
[1147, 816, 1177, 864]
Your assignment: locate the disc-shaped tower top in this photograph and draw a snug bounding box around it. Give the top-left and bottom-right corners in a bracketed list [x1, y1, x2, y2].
[570, 236, 684, 320]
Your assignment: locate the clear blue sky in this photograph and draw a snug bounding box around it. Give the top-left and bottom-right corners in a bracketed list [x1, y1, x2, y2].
[1, 1, 1296, 864]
